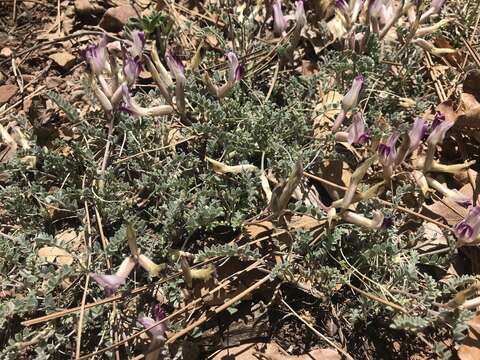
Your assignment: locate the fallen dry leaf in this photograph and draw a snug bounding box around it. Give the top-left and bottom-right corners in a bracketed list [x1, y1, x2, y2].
[0, 84, 18, 104]
[422, 221, 448, 250]
[442, 70, 480, 129]
[211, 342, 340, 360]
[433, 36, 464, 67]
[38, 246, 74, 266]
[313, 90, 342, 137]
[423, 183, 472, 226]
[458, 314, 480, 360]
[319, 160, 351, 200]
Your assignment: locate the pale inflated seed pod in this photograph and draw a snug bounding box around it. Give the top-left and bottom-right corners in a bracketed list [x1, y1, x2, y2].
[138, 254, 166, 277]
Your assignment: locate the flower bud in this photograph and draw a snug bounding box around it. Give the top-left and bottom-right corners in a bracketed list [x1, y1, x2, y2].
[130, 30, 145, 59]
[347, 112, 370, 145]
[82, 35, 108, 75]
[272, 0, 287, 36]
[341, 75, 364, 113]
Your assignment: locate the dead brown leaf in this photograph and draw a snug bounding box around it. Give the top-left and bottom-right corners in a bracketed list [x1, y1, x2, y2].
[443, 70, 480, 129]
[423, 183, 472, 226]
[211, 342, 340, 360]
[459, 314, 480, 360]
[433, 36, 464, 67]
[313, 90, 342, 137]
[319, 160, 351, 200]
[38, 246, 74, 266]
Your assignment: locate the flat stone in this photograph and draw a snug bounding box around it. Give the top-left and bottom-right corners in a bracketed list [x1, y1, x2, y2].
[49, 52, 76, 69]
[99, 5, 136, 32]
[74, 0, 105, 16]
[0, 47, 12, 58]
[0, 84, 18, 104]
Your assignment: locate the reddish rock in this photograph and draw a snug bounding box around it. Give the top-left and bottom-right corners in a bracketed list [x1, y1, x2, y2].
[49, 52, 76, 70]
[99, 5, 137, 32]
[0, 84, 18, 104]
[0, 47, 12, 58]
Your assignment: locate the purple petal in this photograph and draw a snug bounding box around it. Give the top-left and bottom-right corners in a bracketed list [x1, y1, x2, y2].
[295, 0, 306, 28]
[83, 35, 108, 75]
[131, 30, 145, 58]
[347, 112, 368, 145]
[272, 0, 287, 35]
[227, 52, 238, 80]
[234, 64, 244, 81]
[380, 216, 393, 229]
[165, 49, 185, 79]
[427, 119, 453, 146]
[432, 0, 446, 12]
[432, 111, 445, 130]
[455, 222, 473, 240]
[153, 304, 167, 321]
[369, 0, 382, 16]
[342, 75, 364, 112]
[138, 316, 168, 340]
[90, 273, 126, 296]
[123, 55, 142, 85]
[120, 84, 142, 117]
[455, 206, 480, 243]
[378, 133, 399, 166]
[336, 0, 349, 10]
[408, 117, 427, 152]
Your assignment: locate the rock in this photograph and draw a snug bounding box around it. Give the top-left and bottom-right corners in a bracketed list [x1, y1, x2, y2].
[46, 77, 63, 89]
[99, 5, 137, 32]
[0, 47, 12, 58]
[49, 52, 76, 70]
[74, 0, 105, 16]
[0, 84, 18, 104]
[23, 1, 35, 9]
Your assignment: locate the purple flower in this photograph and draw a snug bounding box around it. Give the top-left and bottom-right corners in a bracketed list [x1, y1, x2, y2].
[130, 30, 145, 59]
[165, 50, 185, 81]
[347, 112, 370, 145]
[121, 84, 144, 117]
[455, 206, 480, 244]
[432, 111, 445, 130]
[336, 0, 349, 11]
[138, 312, 168, 340]
[153, 304, 167, 321]
[227, 52, 243, 83]
[431, 0, 446, 12]
[90, 274, 126, 297]
[272, 0, 287, 35]
[408, 116, 427, 152]
[378, 133, 399, 166]
[369, 0, 382, 17]
[123, 55, 142, 86]
[89, 256, 136, 296]
[295, 0, 307, 29]
[380, 216, 393, 229]
[165, 49, 186, 113]
[82, 35, 108, 75]
[426, 119, 453, 146]
[341, 75, 364, 113]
